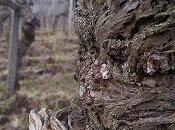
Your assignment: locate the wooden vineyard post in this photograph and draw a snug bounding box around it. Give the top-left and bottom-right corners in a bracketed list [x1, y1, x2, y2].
[0, 24, 2, 36]
[6, 9, 20, 94]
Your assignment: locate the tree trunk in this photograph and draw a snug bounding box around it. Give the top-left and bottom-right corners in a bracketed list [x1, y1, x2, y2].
[29, 0, 175, 130]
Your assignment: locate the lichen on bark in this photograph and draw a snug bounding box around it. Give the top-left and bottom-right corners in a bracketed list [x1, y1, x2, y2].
[29, 0, 175, 130]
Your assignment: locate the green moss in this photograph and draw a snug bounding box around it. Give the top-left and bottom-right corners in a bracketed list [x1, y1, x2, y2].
[18, 115, 29, 130]
[167, 5, 175, 12]
[146, 12, 175, 38]
[0, 81, 5, 93]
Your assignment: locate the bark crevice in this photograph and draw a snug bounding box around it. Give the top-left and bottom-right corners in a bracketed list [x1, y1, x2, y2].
[29, 0, 175, 130]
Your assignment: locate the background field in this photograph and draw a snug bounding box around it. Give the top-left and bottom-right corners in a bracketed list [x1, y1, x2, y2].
[0, 30, 78, 130]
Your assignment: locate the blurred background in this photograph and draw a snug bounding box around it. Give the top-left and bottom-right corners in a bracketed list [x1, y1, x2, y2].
[0, 0, 78, 129]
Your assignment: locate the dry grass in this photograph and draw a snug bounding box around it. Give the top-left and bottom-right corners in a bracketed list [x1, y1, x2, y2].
[0, 29, 79, 129]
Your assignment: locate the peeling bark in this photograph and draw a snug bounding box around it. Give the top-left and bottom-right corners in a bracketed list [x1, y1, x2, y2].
[29, 0, 175, 130]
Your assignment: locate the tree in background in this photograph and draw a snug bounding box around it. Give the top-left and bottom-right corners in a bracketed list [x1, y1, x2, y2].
[0, 0, 39, 94]
[32, 0, 69, 33]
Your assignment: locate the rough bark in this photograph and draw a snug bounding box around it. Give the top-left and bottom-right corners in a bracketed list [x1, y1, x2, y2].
[29, 0, 175, 130]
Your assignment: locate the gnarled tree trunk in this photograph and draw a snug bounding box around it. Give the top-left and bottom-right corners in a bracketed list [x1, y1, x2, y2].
[29, 0, 175, 130]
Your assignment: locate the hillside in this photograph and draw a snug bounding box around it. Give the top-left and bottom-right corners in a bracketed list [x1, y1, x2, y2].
[0, 30, 78, 130]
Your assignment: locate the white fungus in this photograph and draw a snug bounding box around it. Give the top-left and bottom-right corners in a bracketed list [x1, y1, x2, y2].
[100, 63, 110, 80]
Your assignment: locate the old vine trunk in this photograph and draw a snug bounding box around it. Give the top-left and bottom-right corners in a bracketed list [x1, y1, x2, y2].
[29, 0, 175, 130]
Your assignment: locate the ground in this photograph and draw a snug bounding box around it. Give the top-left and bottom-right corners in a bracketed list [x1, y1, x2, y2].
[0, 29, 78, 130]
